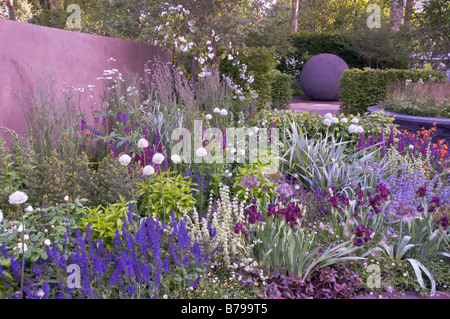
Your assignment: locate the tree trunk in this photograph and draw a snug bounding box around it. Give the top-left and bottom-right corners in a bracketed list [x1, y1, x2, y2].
[389, 0, 406, 30]
[3, 0, 15, 20]
[290, 0, 299, 33]
[403, 0, 415, 26]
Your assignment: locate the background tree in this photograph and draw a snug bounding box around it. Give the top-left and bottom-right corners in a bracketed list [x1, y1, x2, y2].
[290, 0, 299, 33]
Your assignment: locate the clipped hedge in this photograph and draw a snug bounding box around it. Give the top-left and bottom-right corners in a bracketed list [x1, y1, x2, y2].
[290, 32, 365, 70]
[271, 73, 293, 109]
[339, 68, 447, 115]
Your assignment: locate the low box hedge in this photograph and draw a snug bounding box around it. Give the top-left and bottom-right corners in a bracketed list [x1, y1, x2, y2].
[339, 68, 447, 115]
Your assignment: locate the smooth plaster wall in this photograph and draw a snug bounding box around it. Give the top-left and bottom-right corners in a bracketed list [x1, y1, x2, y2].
[0, 18, 168, 141]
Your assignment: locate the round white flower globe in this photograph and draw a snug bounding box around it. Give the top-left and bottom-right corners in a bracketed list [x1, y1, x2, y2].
[356, 126, 364, 134]
[137, 138, 149, 148]
[351, 118, 359, 124]
[323, 119, 332, 126]
[331, 117, 339, 124]
[119, 154, 132, 166]
[171, 154, 182, 164]
[8, 191, 28, 205]
[44, 239, 51, 246]
[195, 147, 208, 157]
[205, 114, 212, 120]
[152, 153, 165, 165]
[348, 124, 358, 134]
[213, 108, 220, 113]
[143, 165, 155, 176]
[340, 117, 348, 123]
[220, 109, 228, 116]
[324, 113, 333, 120]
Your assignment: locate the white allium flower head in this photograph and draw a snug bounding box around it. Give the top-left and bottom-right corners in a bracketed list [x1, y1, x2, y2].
[348, 124, 358, 134]
[25, 205, 33, 212]
[357, 126, 364, 134]
[119, 154, 132, 166]
[195, 147, 208, 157]
[171, 154, 182, 164]
[36, 289, 45, 299]
[138, 138, 149, 148]
[213, 107, 220, 113]
[323, 118, 332, 126]
[152, 153, 165, 165]
[205, 114, 212, 120]
[143, 165, 155, 176]
[340, 117, 348, 123]
[409, 144, 414, 150]
[331, 117, 339, 124]
[351, 118, 359, 124]
[220, 109, 228, 116]
[8, 191, 28, 205]
[324, 113, 333, 120]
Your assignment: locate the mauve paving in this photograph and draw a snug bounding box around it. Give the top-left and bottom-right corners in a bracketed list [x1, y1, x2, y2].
[289, 95, 340, 116]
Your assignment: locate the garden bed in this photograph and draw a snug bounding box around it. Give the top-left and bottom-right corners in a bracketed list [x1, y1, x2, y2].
[368, 105, 450, 142]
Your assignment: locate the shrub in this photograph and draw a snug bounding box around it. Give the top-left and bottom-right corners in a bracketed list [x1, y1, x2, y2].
[138, 170, 197, 221]
[339, 68, 447, 115]
[220, 46, 279, 108]
[290, 32, 364, 70]
[271, 73, 293, 109]
[384, 81, 450, 118]
[92, 153, 137, 207]
[78, 198, 137, 248]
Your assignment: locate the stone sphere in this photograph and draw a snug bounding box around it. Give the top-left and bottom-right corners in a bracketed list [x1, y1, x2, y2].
[299, 53, 349, 101]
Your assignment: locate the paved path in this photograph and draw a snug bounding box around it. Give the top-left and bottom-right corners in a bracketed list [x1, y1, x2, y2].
[289, 95, 340, 116]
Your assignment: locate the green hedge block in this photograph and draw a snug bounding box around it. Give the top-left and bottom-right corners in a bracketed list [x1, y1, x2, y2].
[290, 32, 365, 70]
[271, 73, 293, 109]
[339, 68, 447, 115]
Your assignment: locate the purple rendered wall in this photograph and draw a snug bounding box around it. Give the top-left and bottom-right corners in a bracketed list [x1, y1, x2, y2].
[0, 19, 169, 140]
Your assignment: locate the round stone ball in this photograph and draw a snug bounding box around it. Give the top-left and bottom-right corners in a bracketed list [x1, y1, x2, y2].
[299, 53, 349, 101]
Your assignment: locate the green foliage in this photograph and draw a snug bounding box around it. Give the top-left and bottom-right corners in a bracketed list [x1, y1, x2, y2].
[244, 214, 362, 280]
[270, 73, 293, 109]
[220, 46, 279, 108]
[92, 153, 137, 207]
[339, 68, 447, 115]
[284, 123, 391, 192]
[33, 150, 94, 207]
[0, 198, 87, 263]
[384, 82, 450, 118]
[138, 170, 196, 220]
[232, 158, 279, 205]
[338, 26, 413, 70]
[0, 131, 23, 216]
[78, 197, 136, 247]
[290, 32, 365, 70]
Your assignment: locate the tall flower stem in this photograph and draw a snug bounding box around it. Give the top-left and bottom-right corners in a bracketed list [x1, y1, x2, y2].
[19, 206, 25, 298]
[159, 164, 165, 224]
